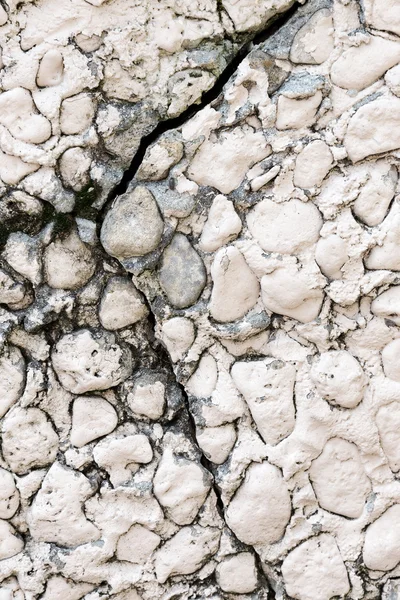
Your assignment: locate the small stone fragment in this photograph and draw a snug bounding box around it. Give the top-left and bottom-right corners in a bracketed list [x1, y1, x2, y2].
[365, 206, 400, 271]
[0, 345, 26, 418]
[100, 186, 164, 259]
[36, 49, 64, 87]
[93, 434, 153, 486]
[123, 372, 166, 420]
[40, 577, 94, 600]
[382, 339, 400, 382]
[59, 148, 92, 191]
[290, 9, 334, 65]
[196, 424, 236, 464]
[363, 505, 400, 571]
[160, 317, 195, 363]
[352, 162, 397, 227]
[293, 141, 333, 188]
[0, 88, 51, 144]
[158, 233, 206, 309]
[315, 234, 348, 279]
[0, 151, 39, 186]
[371, 286, 400, 324]
[70, 396, 118, 447]
[376, 402, 400, 472]
[117, 524, 161, 564]
[99, 277, 148, 330]
[60, 93, 95, 135]
[310, 350, 366, 408]
[216, 552, 258, 594]
[276, 92, 322, 130]
[44, 228, 95, 290]
[3, 232, 42, 285]
[199, 195, 242, 252]
[0, 467, 19, 519]
[0, 520, 23, 560]
[136, 137, 184, 181]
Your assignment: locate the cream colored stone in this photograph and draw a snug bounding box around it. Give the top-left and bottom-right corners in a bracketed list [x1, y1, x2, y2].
[353, 161, 397, 226]
[382, 339, 400, 382]
[59, 147, 91, 191]
[0, 468, 19, 519]
[386, 63, 400, 97]
[365, 0, 400, 36]
[247, 198, 322, 254]
[161, 317, 195, 363]
[196, 424, 236, 464]
[216, 552, 258, 594]
[221, 0, 294, 33]
[293, 141, 333, 188]
[3, 232, 42, 285]
[44, 228, 95, 290]
[365, 206, 400, 271]
[0, 88, 51, 144]
[136, 137, 183, 181]
[60, 93, 95, 134]
[99, 277, 148, 330]
[117, 524, 161, 564]
[315, 234, 348, 279]
[376, 402, 400, 472]
[226, 461, 291, 546]
[310, 350, 366, 408]
[0, 6, 7, 25]
[74, 32, 103, 52]
[363, 505, 400, 571]
[0, 521, 23, 560]
[231, 359, 296, 445]
[290, 9, 334, 65]
[199, 195, 242, 252]
[276, 92, 322, 130]
[201, 370, 245, 426]
[93, 434, 153, 486]
[209, 246, 259, 323]
[186, 354, 218, 398]
[0, 150, 39, 185]
[36, 49, 64, 87]
[282, 534, 350, 600]
[40, 577, 94, 600]
[125, 375, 166, 420]
[371, 286, 400, 325]
[0, 345, 25, 419]
[187, 127, 270, 194]
[153, 449, 212, 525]
[70, 396, 118, 447]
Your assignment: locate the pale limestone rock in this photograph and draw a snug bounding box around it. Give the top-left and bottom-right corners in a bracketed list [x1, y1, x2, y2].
[221, 0, 294, 33]
[93, 434, 153, 486]
[216, 552, 258, 594]
[331, 36, 400, 91]
[231, 359, 296, 445]
[44, 228, 95, 290]
[2, 407, 58, 475]
[52, 329, 133, 394]
[309, 438, 371, 518]
[36, 49, 64, 86]
[158, 233, 206, 309]
[186, 354, 218, 398]
[117, 524, 161, 564]
[315, 234, 347, 279]
[382, 339, 400, 382]
[226, 461, 291, 546]
[70, 396, 118, 447]
[27, 462, 100, 547]
[0, 578, 24, 600]
[187, 127, 270, 194]
[247, 198, 322, 254]
[371, 286, 400, 325]
[3, 232, 42, 285]
[200, 370, 245, 427]
[0, 88, 51, 144]
[364, 0, 400, 36]
[363, 505, 400, 571]
[282, 534, 350, 600]
[125, 375, 166, 420]
[0, 268, 27, 307]
[386, 63, 400, 97]
[160, 317, 195, 363]
[199, 195, 242, 252]
[352, 162, 397, 226]
[276, 92, 322, 130]
[0, 150, 39, 186]
[59, 147, 92, 191]
[98, 277, 148, 330]
[261, 265, 324, 323]
[136, 138, 184, 181]
[0, 5, 7, 25]
[60, 93, 95, 134]
[376, 402, 400, 472]
[153, 449, 212, 525]
[345, 96, 400, 162]
[0, 345, 25, 418]
[365, 206, 400, 271]
[40, 577, 94, 600]
[101, 187, 164, 259]
[293, 141, 333, 188]
[209, 246, 259, 323]
[0, 467, 19, 519]
[196, 424, 236, 464]
[310, 350, 366, 408]
[155, 525, 220, 584]
[0, 520, 23, 560]
[290, 9, 334, 65]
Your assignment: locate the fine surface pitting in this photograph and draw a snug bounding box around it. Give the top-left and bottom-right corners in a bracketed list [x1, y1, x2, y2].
[1, 0, 400, 599]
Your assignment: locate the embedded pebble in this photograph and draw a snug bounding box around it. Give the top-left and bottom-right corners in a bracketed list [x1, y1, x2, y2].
[371, 286, 400, 324]
[123, 372, 166, 420]
[136, 137, 184, 181]
[216, 552, 258, 594]
[93, 434, 153, 486]
[0, 521, 24, 560]
[98, 276, 148, 330]
[376, 401, 400, 472]
[315, 234, 348, 279]
[382, 339, 400, 382]
[199, 195, 242, 252]
[44, 228, 95, 290]
[59, 148, 92, 191]
[363, 505, 400, 571]
[36, 49, 64, 87]
[0, 467, 19, 519]
[70, 396, 118, 447]
[0, 345, 26, 418]
[310, 350, 366, 408]
[196, 424, 236, 464]
[160, 317, 195, 363]
[276, 92, 322, 130]
[60, 94, 95, 135]
[352, 161, 397, 226]
[290, 9, 334, 65]
[0, 87, 51, 144]
[117, 524, 161, 564]
[293, 141, 333, 189]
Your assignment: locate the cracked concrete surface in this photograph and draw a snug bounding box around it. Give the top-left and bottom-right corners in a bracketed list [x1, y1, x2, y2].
[1, 0, 400, 598]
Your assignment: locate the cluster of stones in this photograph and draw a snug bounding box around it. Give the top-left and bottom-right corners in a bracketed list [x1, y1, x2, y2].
[2, 0, 400, 598]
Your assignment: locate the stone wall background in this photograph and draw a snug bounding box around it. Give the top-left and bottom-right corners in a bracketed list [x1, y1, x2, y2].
[1, 0, 400, 598]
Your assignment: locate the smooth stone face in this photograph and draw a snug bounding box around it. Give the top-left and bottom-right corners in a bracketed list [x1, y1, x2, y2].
[231, 359, 296, 445]
[382, 339, 400, 382]
[216, 552, 258, 594]
[123, 372, 166, 420]
[282, 534, 350, 600]
[98, 276, 148, 330]
[136, 137, 183, 181]
[36, 49, 64, 86]
[0, 87, 51, 144]
[365, 207, 400, 271]
[100, 186, 164, 259]
[0, 345, 26, 418]
[376, 402, 400, 472]
[52, 329, 133, 394]
[160, 317, 195, 363]
[186, 353, 218, 398]
[371, 286, 400, 325]
[40, 577, 94, 600]
[196, 424, 237, 465]
[276, 92, 322, 130]
[363, 505, 400, 571]
[59, 147, 91, 191]
[226, 461, 291, 546]
[309, 438, 371, 518]
[315, 234, 348, 279]
[70, 396, 118, 447]
[0, 150, 39, 186]
[310, 350, 366, 408]
[290, 9, 334, 65]
[0, 520, 24, 560]
[158, 233, 206, 309]
[293, 141, 333, 188]
[199, 195, 242, 252]
[364, 0, 400, 36]
[44, 229, 95, 290]
[117, 524, 161, 564]
[209, 246, 259, 323]
[352, 162, 397, 226]
[93, 434, 153, 486]
[247, 198, 322, 254]
[0, 467, 19, 519]
[60, 94, 95, 135]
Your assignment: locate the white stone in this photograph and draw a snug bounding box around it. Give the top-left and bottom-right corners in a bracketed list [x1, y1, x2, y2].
[155, 525, 220, 584]
[0, 150, 39, 186]
[99, 277, 148, 330]
[3, 232, 42, 285]
[290, 9, 334, 65]
[216, 552, 258, 594]
[315, 234, 348, 279]
[0, 88, 51, 144]
[0, 345, 25, 418]
[382, 339, 400, 382]
[40, 577, 94, 600]
[93, 434, 153, 486]
[226, 461, 291, 546]
[70, 396, 118, 447]
[60, 93, 95, 134]
[365, 206, 400, 271]
[310, 350, 366, 408]
[365, 0, 400, 36]
[27, 462, 100, 547]
[2, 407, 58, 475]
[247, 198, 322, 254]
[187, 127, 270, 194]
[196, 424, 236, 464]
[386, 63, 400, 97]
[276, 92, 322, 130]
[0, 468, 19, 519]
[371, 286, 400, 325]
[282, 534, 350, 600]
[136, 137, 183, 181]
[363, 505, 400, 571]
[0, 5, 7, 25]
[200, 370, 245, 427]
[36, 49, 64, 87]
[125, 376, 165, 420]
[309, 438, 371, 518]
[59, 147, 91, 191]
[376, 402, 400, 472]
[199, 195, 242, 252]
[153, 449, 212, 525]
[186, 354, 218, 398]
[293, 141, 333, 188]
[160, 317, 195, 363]
[52, 329, 132, 394]
[44, 228, 95, 290]
[231, 359, 296, 445]
[209, 246, 259, 323]
[0, 520, 23, 561]
[352, 161, 397, 226]
[117, 524, 161, 564]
